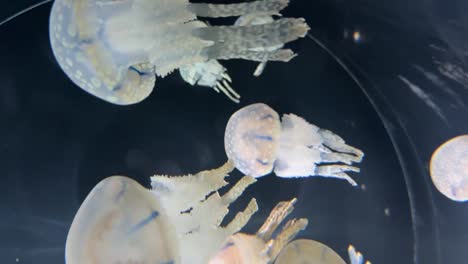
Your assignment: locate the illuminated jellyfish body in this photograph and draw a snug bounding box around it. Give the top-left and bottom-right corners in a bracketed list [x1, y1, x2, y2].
[49, 0, 310, 105]
[66, 161, 259, 264]
[225, 103, 364, 186]
[65, 175, 177, 264]
[429, 135, 468, 202]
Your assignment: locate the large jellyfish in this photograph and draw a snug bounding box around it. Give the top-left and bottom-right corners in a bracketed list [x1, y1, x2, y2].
[49, 0, 310, 105]
[224, 103, 364, 186]
[66, 161, 260, 264]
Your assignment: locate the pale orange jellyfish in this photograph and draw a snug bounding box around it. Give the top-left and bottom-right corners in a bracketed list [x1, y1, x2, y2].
[224, 103, 364, 185]
[430, 135, 468, 202]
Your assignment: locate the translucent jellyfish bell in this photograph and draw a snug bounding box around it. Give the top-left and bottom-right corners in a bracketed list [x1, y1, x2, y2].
[49, 0, 310, 105]
[429, 135, 468, 202]
[225, 103, 365, 185]
[65, 176, 178, 264]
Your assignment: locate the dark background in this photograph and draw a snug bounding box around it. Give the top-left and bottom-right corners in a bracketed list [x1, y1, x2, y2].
[0, 0, 467, 263]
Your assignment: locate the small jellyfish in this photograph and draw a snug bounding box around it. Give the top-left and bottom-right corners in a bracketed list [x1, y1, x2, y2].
[224, 103, 364, 185]
[66, 161, 261, 264]
[49, 0, 310, 105]
[275, 239, 346, 264]
[429, 135, 468, 202]
[209, 198, 308, 264]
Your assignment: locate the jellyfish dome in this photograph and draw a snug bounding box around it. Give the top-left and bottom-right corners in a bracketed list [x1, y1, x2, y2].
[65, 176, 178, 264]
[225, 103, 364, 185]
[49, 0, 310, 105]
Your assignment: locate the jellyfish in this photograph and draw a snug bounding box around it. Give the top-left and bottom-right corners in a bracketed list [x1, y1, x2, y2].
[49, 0, 310, 105]
[209, 198, 309, 264]
[66, 161, 260, 264]
[224, 103, 364, 186]
[429, 135, 468, 202]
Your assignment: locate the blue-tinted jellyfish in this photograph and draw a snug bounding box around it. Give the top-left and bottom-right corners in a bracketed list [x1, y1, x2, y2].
[224, 103, 364, 185]
[49, 0, 310, 105]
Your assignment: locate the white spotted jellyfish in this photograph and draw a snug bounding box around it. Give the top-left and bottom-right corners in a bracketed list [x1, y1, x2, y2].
[224, 103, 364, 186]
[49, 0, 310, 105]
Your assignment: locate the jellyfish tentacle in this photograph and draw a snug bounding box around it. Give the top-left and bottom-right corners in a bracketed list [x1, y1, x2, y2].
[265, 218, 308, 260]
[221, 176, 257, 205]
[194, 18, 309, 51]
[320, 152, 361, 165]
[225, 198, 259, 234]
[256, 198, 297, 241]
[348, 245, 372, 264]
[234, 14, 282, 76]
[179, 59, 241, 102]
[188, 0, 289, 18]
[207, 48, 297, 62]
[319, 128, 365, 162]
[315, 165, 359, 186]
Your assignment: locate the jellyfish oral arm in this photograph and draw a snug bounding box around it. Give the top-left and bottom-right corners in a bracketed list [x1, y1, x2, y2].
[179, 59, 240, 103]
[187, 0, 290, 18]
[209, 198, 307, 264]
[195, 18, 308, 63]
[273, 114, 364, 186]
[348, 245, 372, 264]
